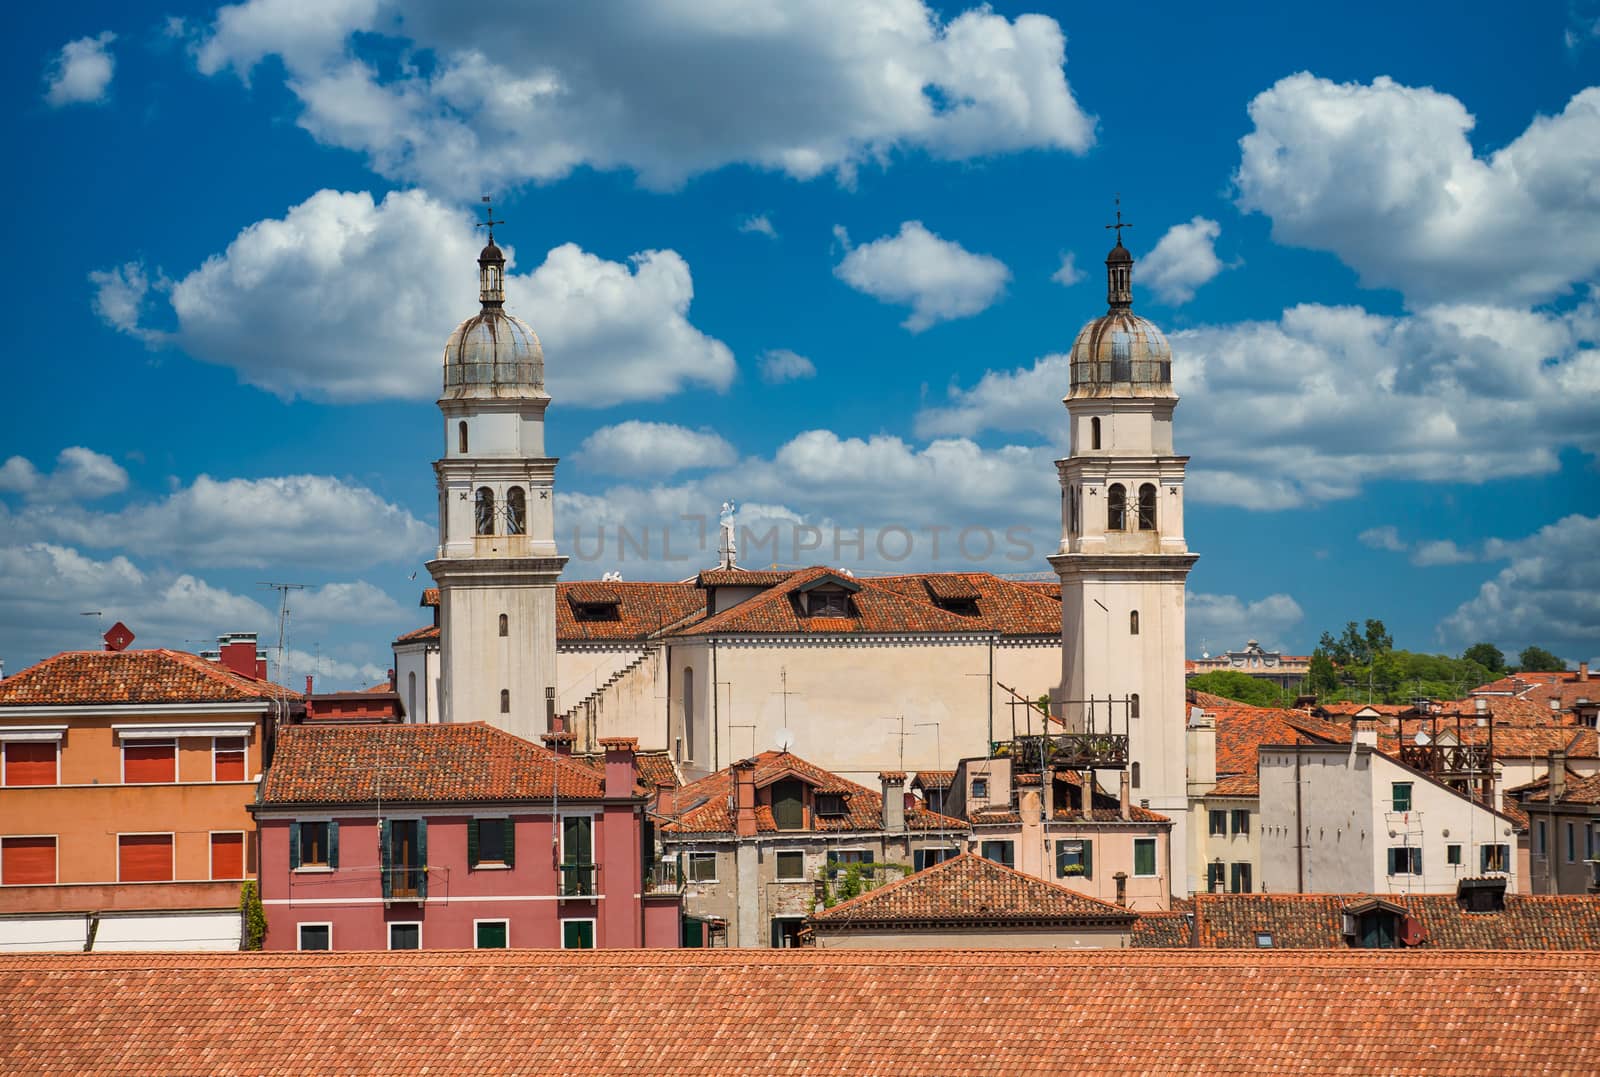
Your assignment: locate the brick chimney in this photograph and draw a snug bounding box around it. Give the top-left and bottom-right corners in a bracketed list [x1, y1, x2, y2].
[1119, 769, 1132, 821]
[1580, 661, 1590, 683]
[655, 780, 676, 820]
[599, 736, 638, 799]
[880, 772, 907, 831]
[305, 675, 315, 696]
[732, 759, 758, 838]
[1549, 749, 1567, 803]
[541, 731, 575, 757]
[217, 633, 260, 680]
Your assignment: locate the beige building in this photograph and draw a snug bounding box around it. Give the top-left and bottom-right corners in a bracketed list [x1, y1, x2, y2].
[1189, 640, 1310, 692]
[1515, 756, 1600, 894]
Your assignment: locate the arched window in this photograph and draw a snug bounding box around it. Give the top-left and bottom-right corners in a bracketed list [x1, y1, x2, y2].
[458, 421, 469, 454]
[1130, 610, 1140, 635]
[1068, 486, 1080, 535]
[506, 487, 526, 536]
[1107, 483, 1126, 530]
[498, 613, 509, 637]
[1090, 417, 1101, 450]
[475, 487, 495, 535]
[1138, 483, 1157, 530]
[1130, 692, 1141, 719]
[499, 689, 510, 714]
[408, 671, 417, 721]
[682, 668, 696, 760]
[1132, 761, 1141, 789]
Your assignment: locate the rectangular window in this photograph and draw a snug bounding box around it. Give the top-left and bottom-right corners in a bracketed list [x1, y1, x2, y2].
[293, 821, 334, 869]
[774, 850, 806, 882]
[1387, 846, 1423, 876]
[1133, 838, 1157, 877]
[210, 832, 244, 880]
[3, 742, 57, 786]
[469, 817, 513, 867]
[1, 836, 56, 885]
[1209, 809, 1227, 837]
[970, 778, 989, 800]
[1231, 810, 1250, 835]
[812, 794, 846, 818]
[1481, 843, 1511, 873]
[913, 847, 957, 872]
[1230, 862, 1252, 893]
[772, 780, 807, 828]
[388, 922, 421, 951]
[1566, 823, 1577, 863]
[1446, 843, 1462, 866]
[1391, 782, 1413, 813]
[686, 851, 718, 883]
[827, 849, 876, 878]
[978, 840, 1014, 869]
[561, 920, 595, 949]
[561, 816, 594, 896]
[1055, 839, 1093, 879]
[1206, 861, 1226, 892]
[298, 923, 331, 951]
[213, 737, 247, 782]
[118, 834, 174, 882]
[382, 819, 427, 900]
[770, 917, 805, 948]
[1255, 932, 1274, 948]
[123, 742, 176, 784]
[475, 920, 508, 949]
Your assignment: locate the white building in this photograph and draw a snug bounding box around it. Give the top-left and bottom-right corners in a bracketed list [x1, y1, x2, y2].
[1258, 737, 1521, 895]
[425, 227, 566, 740]
[1049, 224, 1198, 889]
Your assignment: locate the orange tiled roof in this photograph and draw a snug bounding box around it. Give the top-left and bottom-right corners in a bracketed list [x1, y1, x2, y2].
[1157, 892, 1600, 950]
[1210, 705, 1351, 795]
[870, 571, 1065, 635]
[420, 588, 441, 607]
[912, 769, 956, 791]
[0, 648, 298, 707]
[3, 950, 1598, 1074]
[261, 723, 608, 804]
[557, 580, 704, 641]
[696, 568, 796, 588]
[661, 751, 968, 836]
[810, 851, 1134, 927]
[1131, 911, 1194, 947]
[1515, 769, 1600, 806]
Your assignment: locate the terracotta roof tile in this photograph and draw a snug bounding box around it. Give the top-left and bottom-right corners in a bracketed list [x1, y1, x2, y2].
[420, 588, 441, 607]
[3, 949, 1598, 1074]
[913, 769, 956, 790]
[0, 649, 298, 707]
[1516, 768, 1600, 806]
[696, 569, 796, 588]
[556, 580, 704, 641]
[811, 852, 1135, 927]
[1130, 911, 1194, 947]
[1209, 705, 1351, 796]
[261, 723, 608, 804]
[395, 624, 441, 643]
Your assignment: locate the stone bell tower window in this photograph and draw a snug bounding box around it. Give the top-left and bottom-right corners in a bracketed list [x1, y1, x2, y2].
[500, 689, 510, 714]
[1130, 610, 1140, 635]
[1138, 483, 1157, 530]
[498, 613, 509, 637]
[458, 421, 469, 453]
[506, 487, 526, 535]
[475, 487, 495, 536]
[1091, 417, 1101, 450]
[1107, 483, 1126, 531]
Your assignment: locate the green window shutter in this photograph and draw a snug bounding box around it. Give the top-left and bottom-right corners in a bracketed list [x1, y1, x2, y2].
[379, 819, 392, 899]
[503, 818, 515, 868]
[417, 819, 428, 900]
[1054, 841, 1069, 877]
[328, 822, 339, 869]
[289, 822, 301, 870]
[467, 819, 480, 869]
[1082, 839, 1093, 880]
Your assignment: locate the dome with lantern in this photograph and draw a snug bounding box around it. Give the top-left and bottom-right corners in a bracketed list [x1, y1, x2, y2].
[441, 235, 546, 400]
[1068, 216, 1174, 400]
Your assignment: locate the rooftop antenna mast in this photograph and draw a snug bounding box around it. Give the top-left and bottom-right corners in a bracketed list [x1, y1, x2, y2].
[259, 583, 306, 731]
[80, 611, 103, 646]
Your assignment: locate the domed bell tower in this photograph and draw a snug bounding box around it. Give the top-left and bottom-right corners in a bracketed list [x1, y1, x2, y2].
[427, 207, 566, 741]
[1048, 206, 1199, 892]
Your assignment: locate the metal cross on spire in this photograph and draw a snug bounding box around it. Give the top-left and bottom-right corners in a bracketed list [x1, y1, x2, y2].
[477, 195, 504, 243]
[1105, 196, 1132, 245]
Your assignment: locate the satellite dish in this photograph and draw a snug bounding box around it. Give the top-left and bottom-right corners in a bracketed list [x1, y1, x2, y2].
[775, 729, 796, 752]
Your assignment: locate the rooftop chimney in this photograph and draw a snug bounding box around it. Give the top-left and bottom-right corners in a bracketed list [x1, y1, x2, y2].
[305, 675, 315, 696]
[217, 633, 260, 680]
[1119, 769, 1132, 821]
[880, 772, 907, 832]
[1580, 662, 1589, 683]
[598, 736, 638, 799]
[1353, 718, 1379, 749]
[655, 780, 676, 820]
[546, 686, 561, 734]
[732, 759, 758, 838]
[1549, 749, 1567, 803]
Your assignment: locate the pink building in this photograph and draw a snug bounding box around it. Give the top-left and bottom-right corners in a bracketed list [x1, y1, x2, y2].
[254, 723, 680, 951]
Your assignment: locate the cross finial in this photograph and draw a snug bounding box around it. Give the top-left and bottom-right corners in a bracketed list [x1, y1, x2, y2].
[477, 195, 504, 244]
[1105, 195, 1132, 245]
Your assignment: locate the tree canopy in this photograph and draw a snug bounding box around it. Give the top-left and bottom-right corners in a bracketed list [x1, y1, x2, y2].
[1185, 670, 1294, 708]
[1517, 645, 1567, 673]
[1461, 642, 1506, 674]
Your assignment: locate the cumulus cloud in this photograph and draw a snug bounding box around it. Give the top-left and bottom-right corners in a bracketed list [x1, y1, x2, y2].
[1438, 514, 1600, 663]
[1358, 526, 1406, 552]
[1050, 253, 1085, 287]
[0, 447, 128, 502]
[759, 349, 817, 384]
[739, 215, 778, 239]
[1235, 74, 1600, 305]
[1187, 591, 1305, 655]
[574, 421, 738, 477]
[916, 292, 1600, 509]
[835, 221, 1010, 331]
[43, 31, 116, 106]
[92, 188, 734, 405]
[1135, 217, 1226, 304]
[1410, 540, 1476, 567]
[292, 581, 409, 626]
[193, 1, 1094, 194]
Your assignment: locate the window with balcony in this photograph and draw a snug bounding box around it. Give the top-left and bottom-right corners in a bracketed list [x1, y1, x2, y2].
[1391, 782, 1413, 812]
[1055, 839, 1093, 879]
[213, 737, 246, 782]
[2, 741, 57, 786]
[1134, 838, 1157, 877]
[210, 832, 244, 880]
[560, 816, 594, 896]
[475, 920, 509, 949]
[774, 850, 806, 882]
[118, 834, 173, 882]
[298, 923, 331, 951]
[468, 818, 514, 868]
[382, 819, 427, 900]
[290, 821, 338, 870]
[122, 741, 175, 784]
[1, 836, 56, 885]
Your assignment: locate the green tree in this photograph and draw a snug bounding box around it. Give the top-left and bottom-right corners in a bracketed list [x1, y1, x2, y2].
[1461, 642, 1505, 673]
[1308, 650, 1339, 696]
[1517, 646, 1567, 673]
[1364, 619, 1393, 657]
[1187, 670, 1286, 707]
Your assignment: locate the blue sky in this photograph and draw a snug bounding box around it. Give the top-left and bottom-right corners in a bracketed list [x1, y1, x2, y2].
[4, 1, 1598, 687]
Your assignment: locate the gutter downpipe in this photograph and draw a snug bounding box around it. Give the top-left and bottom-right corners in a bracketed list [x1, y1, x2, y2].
[1295, 745, 1305, 893]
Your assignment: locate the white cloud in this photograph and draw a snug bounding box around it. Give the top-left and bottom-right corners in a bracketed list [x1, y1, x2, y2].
[1359, 526, 1406, 552]
[1235, 74, 1600, 305]
[281, 647, 390, 690]
[1187, 592, 1305, 655]
[88, 263, 167, 345]
[1438, 514, 1600, 664]
[1135, 217, 1225, 304]
[759, 349, 817, 384]
[1410, 540, 1475, 567]
[739, 215, 778, 239]
[0, 447, 128, 502]
[835, 221, 1010, 331]
[43, 31, 116, 107]
[1050, 252, 1085, 287]
[574, 421, 738, 477]
[194, 1, 1094, 193]
[4, 467, 431, 570]
[92, 188, 734, 405]
[292, 581, 409, 626]
[915, 293, 1600, 509]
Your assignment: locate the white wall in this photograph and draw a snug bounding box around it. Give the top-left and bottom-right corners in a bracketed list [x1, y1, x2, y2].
[91, 911, 242, 951]
[0, 916, 88, 952]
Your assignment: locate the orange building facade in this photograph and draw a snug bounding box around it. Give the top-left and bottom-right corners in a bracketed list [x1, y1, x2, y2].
[0, 643, 295, 951]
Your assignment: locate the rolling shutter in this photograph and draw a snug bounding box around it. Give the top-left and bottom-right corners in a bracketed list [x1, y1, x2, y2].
[119, 835, 173, 882]
[1, 837, 56, 885]
[124, 743, 175, 783]
[211, 833, 244, 880]
[3, 743, 56, 786]
[467, 819, 480, 868]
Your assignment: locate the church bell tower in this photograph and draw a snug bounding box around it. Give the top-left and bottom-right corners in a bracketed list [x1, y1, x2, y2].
[427, 210, 566, 740]
[1048, 207, 1199, 892]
